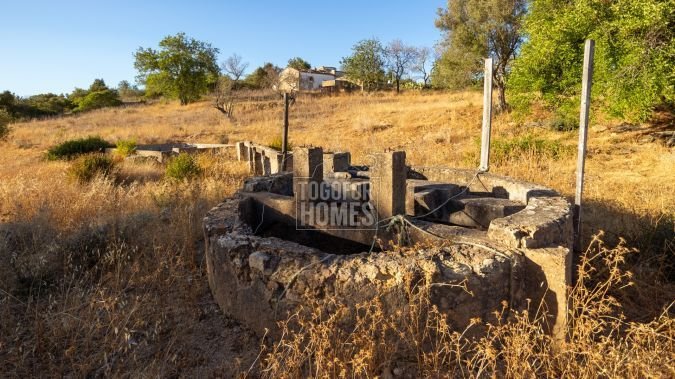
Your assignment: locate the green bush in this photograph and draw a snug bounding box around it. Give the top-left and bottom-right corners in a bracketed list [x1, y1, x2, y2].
[75, 90, 123, 112]
[0, 109, 11, 140]
[268, 136, 292, 151]
[165, 153, 202, 180]
[115, 139, 137, 157]
[47, 136, 113, 160]
[68, 154, 117, 183]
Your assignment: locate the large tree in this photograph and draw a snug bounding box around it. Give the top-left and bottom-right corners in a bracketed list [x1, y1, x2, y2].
[134, 33, 220, 105]
[510, 0, 674, 122]
[385, 40, 418, 93]
[434, 0, 527, 110]
[341, 39, 386, 92]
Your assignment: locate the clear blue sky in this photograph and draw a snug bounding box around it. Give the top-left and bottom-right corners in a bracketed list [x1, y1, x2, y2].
[0, 0, 446, 96]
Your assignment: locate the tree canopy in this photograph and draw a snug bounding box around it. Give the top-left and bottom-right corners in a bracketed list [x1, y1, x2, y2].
[244, 63, 281, 89]
[341, 39, 386, 91]
[287, 57, 311, 71]
[434, 0, 527, 110]
[134, 33, 220, 105]
[509, 0, 675, 122]
[69, 79, 122, 112]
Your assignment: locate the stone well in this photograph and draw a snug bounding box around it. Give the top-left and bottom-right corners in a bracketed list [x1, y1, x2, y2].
[204, 146, 573, 340]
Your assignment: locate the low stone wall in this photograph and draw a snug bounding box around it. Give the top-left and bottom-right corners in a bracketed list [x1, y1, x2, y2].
[204, 197, 527, 339]
[105, 142, 232, 162]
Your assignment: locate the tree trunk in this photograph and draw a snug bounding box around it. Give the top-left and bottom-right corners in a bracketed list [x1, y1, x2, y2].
[496, 83, 507, 112]
[494, 66, 508, 112]
[396, 78, 400, 93]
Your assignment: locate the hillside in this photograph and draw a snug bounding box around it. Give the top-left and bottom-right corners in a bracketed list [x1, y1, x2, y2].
[0, 91, 673, 376]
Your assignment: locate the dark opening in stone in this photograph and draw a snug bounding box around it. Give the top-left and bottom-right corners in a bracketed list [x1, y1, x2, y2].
[239, 196, 377, 255]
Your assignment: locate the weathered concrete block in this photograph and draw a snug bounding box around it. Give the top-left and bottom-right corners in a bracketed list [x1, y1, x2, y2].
[253, 149, 263, 176]
[293, 147, 323, 201]
[262, 155, 272, 176]
[269, 153, 284, 174]
[323, 152, 351, 177]
[446, 197, 526, 229]
[247, 146, 255, 174]
[487, 197, 573, 249]
[370, 151, 406, 219]
[236, 142, 248, 161]
[519, 247, 572, 341]
[405, 180, 461, 217]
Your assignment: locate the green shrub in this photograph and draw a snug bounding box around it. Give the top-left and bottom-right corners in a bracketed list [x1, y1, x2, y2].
[75, 90, 123, 112]
[165, 153, 202, 180]
[115, 139, 137, 157]
[47, 136, 113, 160]
[0, 109, 11, 140]
[68, 154, 117, 183]
[268, 136, 292, 151]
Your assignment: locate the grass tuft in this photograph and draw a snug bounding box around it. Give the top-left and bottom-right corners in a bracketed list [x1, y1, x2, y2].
[165, 153, 203, 180]
[115, 139, 137, 157]
[67, 153, 117, 183]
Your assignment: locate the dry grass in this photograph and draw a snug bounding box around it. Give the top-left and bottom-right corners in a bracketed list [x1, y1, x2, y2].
[260, 236, 674, 378]
[0, 90, 673, 377]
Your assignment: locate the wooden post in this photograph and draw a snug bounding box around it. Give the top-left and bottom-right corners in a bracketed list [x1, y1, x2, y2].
[574, 40, 595, 253]
[479, 58, 493, 172]
[281, 93, 290, 171]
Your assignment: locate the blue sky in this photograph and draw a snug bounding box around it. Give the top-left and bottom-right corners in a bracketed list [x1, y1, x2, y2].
[0, 0, 446, 96]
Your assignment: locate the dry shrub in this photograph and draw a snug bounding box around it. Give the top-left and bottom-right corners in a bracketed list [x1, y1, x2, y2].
[67, 153, 118, 183]
[258, 234, 674, 378]
[165, 153, 203, 181]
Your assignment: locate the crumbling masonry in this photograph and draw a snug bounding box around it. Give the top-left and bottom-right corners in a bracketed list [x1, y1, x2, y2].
[204, 143, 573, 340]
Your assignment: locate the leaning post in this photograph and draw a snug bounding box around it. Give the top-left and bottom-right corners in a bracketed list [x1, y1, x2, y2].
[479, 58, 493, 172]
[281, 93, 290, 171]
[574, 39, 595, 253]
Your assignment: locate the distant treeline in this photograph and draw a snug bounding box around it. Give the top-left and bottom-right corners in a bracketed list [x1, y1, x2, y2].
[0, 79, 143, 121]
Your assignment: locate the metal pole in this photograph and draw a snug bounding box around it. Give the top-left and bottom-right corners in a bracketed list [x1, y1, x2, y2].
[479, 58, 493, 172]
[281, 92, 290, 171]
[574, 40, 595, 253]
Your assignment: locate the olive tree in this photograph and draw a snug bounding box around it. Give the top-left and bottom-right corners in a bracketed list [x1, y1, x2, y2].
[134, 33, 220, 105]
[434, 0, 527, 111]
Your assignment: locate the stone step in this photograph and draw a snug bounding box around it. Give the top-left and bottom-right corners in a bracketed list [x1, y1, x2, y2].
[443, 197, 526, 229]
[405, 180, 462, 217]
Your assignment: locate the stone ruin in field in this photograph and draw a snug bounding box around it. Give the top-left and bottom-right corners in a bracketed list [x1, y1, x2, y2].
[203, 142, 574, 340]
[105, 142, 232, 162]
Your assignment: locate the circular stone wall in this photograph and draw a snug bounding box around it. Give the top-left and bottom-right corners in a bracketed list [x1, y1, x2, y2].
[203, 168, 574, 339]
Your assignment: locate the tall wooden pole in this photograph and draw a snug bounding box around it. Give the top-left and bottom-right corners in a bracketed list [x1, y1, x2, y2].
[479, 58, 493, 172]
[574, 40, 595, 253]
[281, 93, 290, 171]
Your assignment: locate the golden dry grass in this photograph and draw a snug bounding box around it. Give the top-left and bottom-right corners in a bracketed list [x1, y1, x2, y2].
[0, 90, 673, 377]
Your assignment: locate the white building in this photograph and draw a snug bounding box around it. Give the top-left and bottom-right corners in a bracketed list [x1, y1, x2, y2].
[278, 66, 345, 93]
